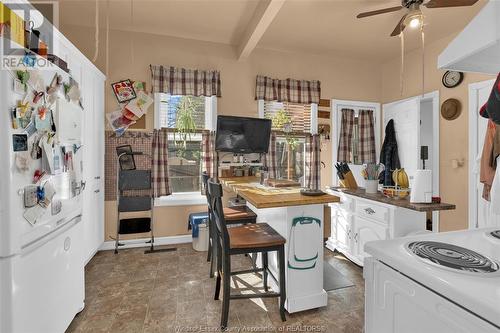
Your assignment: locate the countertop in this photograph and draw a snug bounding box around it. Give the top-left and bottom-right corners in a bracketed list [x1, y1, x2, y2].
[329, 187, 456, 212]
[220, 177, 340, 209]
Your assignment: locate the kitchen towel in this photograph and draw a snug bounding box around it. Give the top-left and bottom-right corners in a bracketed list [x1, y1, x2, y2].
[480, 120, 496, 201]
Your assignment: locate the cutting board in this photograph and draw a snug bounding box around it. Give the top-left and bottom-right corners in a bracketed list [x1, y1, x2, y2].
[268, 179, 301, 188]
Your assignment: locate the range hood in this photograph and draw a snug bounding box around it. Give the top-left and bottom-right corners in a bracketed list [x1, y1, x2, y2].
[438, 0, 500, 75]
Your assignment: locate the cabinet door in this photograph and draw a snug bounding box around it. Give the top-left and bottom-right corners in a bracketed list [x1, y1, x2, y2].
[353, 216, 388, 265]
[81, 69, 96, 263]
[92, 76, 105, 250]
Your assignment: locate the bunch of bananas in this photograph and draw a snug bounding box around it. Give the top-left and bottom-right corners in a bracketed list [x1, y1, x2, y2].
[392, 168, 409, 188]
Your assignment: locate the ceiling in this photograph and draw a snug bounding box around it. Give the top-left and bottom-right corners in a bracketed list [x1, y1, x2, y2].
[49, 0, 487, 62]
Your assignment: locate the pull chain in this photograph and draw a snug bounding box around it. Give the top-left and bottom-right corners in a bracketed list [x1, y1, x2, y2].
[400, 30, 405, 97]
[421, 21, 425, 97]
[92, 0, 99, 62]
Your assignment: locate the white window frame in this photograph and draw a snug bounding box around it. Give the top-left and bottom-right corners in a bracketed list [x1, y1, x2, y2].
[331, 99, 381, 187]
[153, 93, 217, 206]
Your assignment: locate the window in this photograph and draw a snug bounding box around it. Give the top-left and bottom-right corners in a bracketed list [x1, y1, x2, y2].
[276, 137, 306, 186]
[154, 93, 216, 199]
[258, 100, 316, 187]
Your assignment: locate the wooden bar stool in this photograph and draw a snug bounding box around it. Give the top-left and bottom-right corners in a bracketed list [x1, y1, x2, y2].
[202, 173, 257, 278]
[207, 179, 286, 330]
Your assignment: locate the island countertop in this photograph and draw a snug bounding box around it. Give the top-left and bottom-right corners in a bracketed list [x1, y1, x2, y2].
[329, 187, 456, 212]
[219, 177, 340, 209]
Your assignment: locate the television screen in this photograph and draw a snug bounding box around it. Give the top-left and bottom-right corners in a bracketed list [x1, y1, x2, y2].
[215, 116, 272, 153]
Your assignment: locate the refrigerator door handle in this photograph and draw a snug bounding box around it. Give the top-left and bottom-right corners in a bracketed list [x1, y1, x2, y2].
[21, 215, 82, 253]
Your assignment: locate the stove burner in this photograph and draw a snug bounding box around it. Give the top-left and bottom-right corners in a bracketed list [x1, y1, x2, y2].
[408, 241, 499, 273]
[490, 230, 500, 240]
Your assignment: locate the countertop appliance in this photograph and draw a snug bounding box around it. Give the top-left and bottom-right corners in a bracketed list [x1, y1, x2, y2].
[410, 169, 432, 203]
[364, 228, 500, 332]
[0, 60, 85, 331]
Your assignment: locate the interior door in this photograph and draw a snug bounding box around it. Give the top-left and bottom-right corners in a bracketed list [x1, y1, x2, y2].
[470, 80, 498, 229]
[383, 98, 420, 187]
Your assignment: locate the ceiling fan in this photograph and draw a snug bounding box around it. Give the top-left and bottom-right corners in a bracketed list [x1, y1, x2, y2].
[356, 0, 480, 37]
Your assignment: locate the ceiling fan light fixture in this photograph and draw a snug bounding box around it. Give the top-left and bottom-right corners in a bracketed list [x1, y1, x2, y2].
[409, 16, 422, 28]
[404, 6, 423, 29]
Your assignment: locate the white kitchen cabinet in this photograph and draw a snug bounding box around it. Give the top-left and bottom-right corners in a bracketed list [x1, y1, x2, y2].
[326, 190, 427, 266]
[71, 44, 105, 265]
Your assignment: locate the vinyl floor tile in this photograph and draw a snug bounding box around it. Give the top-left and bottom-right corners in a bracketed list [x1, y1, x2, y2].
[67, 246, 364, 333]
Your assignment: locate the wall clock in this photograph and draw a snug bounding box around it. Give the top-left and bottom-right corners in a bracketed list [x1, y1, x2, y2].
[442, 71, 464, 88]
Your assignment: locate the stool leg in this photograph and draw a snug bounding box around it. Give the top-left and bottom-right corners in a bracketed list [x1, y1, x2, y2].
[210, 229, 217, 278]
[214, 238, 222, 300]
[278, 246, 286, 322]
[207, 216, 212, 263]
[221, 249, 231, 330]
[262, 251, 269, 292]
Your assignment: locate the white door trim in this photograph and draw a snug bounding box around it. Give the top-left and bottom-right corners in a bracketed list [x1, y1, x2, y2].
[331, 99, 381, 186]
[382, 91, 440, 231]
[468, 79, 496, 229]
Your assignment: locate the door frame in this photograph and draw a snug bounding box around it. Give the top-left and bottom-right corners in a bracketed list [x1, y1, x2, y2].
[331, 99, 381, 187]
[468, 79, 495, 229]
[382, 91, 440, 231]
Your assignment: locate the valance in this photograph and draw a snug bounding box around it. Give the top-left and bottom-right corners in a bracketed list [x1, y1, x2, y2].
[150, 65, 221, 97]
[255, 75, 321, 104]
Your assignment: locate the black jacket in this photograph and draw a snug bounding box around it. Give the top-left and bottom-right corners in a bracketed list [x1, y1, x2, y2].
[379, 119, 400, 186]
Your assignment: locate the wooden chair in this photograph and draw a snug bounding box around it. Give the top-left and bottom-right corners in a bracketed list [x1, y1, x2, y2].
[202, 173, 257, 278]
[207, 179, 286, 330]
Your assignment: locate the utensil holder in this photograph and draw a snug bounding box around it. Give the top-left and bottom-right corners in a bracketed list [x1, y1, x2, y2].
[365, 180, 378, 194]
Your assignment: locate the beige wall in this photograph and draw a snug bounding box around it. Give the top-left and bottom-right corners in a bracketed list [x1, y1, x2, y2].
[61, 25, 381, 240]
[380, 34, 493, 232]
[61, 24, 494, 237]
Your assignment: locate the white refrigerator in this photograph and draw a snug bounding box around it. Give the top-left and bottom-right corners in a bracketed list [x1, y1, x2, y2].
[0, 64, 85, 332]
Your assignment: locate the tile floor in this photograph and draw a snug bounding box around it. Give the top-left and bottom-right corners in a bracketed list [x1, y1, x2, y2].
[66, 244, 364, 333]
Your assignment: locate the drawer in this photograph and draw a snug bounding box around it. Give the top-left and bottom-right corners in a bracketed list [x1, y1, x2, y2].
[356, 200, 389, 223]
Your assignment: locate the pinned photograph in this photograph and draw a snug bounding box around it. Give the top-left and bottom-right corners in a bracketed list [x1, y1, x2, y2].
[124, 91, 153, 118]
[111, 79, 136, 103]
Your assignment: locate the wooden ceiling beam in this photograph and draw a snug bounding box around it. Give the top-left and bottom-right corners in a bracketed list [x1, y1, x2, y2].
[236, 0, 285, 60]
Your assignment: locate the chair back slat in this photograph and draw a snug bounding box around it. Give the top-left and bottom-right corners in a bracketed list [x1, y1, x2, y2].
[207, 179, 230, 249]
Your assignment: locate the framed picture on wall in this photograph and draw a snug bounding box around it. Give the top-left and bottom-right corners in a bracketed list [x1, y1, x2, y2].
[111, 79, 136, 103]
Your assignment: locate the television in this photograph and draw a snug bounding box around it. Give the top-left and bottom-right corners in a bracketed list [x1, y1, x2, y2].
[215, 116, 272, 153]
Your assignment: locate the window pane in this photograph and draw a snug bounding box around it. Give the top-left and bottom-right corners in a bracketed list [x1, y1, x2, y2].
[167, 133, 202, 193]
[275, 138, 305, 186]
[160, 95, 206, 129]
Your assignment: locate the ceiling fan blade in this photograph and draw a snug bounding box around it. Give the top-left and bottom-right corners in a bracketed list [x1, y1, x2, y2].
[357, 6, 403, 19]
[425, 0, 479, 8]
[390, 14, 408, 37]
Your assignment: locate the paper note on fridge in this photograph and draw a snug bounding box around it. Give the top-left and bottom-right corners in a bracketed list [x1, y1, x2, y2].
[23, 205, 45, 225]
[124, 91, 153, 118]
[42, 139, 62, 174]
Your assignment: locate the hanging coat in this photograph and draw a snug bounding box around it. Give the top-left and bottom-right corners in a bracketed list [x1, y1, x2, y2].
[379, 119, 401, 186]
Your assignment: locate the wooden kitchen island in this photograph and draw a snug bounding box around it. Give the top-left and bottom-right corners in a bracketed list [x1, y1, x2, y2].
[220, 177, 340, 313]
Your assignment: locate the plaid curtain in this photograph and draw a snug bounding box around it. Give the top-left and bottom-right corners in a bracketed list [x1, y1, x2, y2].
[305, 134, 321, 190]
[152, 129, 172, 197]
[337, 109, 355, 163]
[201, 131, 216, 194]
[150, 65, 221, 97]
[358, 110, 377, 164]
[255, 75, 320, 104]
[264, 132, 278, 179]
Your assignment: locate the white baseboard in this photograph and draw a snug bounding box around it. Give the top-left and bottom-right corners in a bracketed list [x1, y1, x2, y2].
[99, 234, 192, 251]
